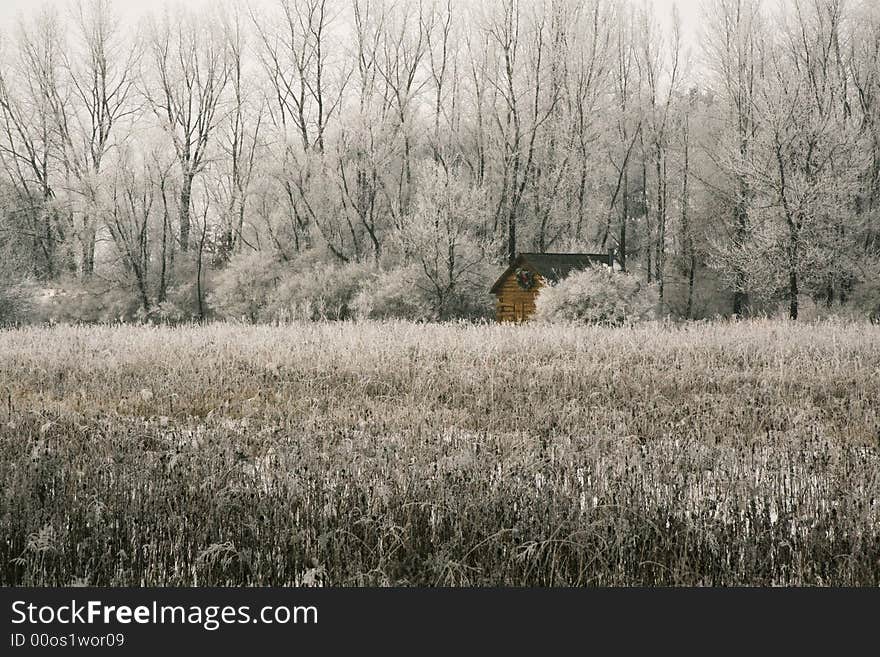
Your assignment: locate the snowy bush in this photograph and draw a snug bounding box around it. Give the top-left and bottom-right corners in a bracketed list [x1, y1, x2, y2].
[208, 250, 282, 323]
[267, 260, 373, 321]
[352, 266, 434, 321]
[535, 266, 658, 325]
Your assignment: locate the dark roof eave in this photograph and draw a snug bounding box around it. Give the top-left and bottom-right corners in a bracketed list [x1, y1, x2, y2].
[488, 255, 526, 294]
[489, 252, 613, 294]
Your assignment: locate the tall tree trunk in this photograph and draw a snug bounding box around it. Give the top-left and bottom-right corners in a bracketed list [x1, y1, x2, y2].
[507, 206, 517, 265]
[732, 197, 748, 316]
[158, 184, 171, 304]
[576, 161, 587, 241]
[655, 142, 666, 300]
[787, 230, 799, 320]
[619, 169, 628, 272]
[196, 206, 209, 321]
[82, 218, 96, 277]
[180, 175, 193, 252]
[642, 153, 651, 282]
[732, 126, 751, 316]
[681, 116, 694, 319]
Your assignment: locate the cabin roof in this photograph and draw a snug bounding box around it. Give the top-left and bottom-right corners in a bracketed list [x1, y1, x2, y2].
[489, 252, 612, 294]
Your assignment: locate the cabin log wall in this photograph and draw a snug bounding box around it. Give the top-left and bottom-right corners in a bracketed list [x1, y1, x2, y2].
[494, 274, 543, 322]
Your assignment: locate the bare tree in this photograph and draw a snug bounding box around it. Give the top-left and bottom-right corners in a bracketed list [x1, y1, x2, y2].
[331, 0, 399, 262]
[216, 3, 264, 262]
[424, 0, 457, 169]
[397, 162, 488, 319]
[253, 0, 347, 153]
[751, 0, 858, 319]
[850, 2, 880, 219]
[637, 3, 682, 299]
[253, 0, 350, 260]
[601, 3, 641, 272]
[375, 0, 431, 221]
[145, 7, 228, 252]
[702, 0, 762, 314]
[679, 89, 697, 318]
[570, 0, 612, 243]
[0, 9, 69, 279]
[59, 0, 140, 276]
[103, 151, 155, 313]
[484, 0, 560, 263]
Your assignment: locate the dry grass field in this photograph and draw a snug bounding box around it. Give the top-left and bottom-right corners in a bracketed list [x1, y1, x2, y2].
[1, 320, 879, 586]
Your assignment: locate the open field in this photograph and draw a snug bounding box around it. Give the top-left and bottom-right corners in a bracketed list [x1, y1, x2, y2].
[1, 320, 879, 586]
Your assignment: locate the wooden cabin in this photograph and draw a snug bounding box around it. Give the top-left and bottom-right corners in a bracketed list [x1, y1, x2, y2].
[489, 252, 615, 322]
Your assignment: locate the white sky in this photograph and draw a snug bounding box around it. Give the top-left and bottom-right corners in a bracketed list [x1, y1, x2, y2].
[0, 0, 705, 78]
[0, 0, 704, 38]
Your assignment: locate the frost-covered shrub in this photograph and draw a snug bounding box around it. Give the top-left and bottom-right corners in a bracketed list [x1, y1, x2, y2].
[136, 300, 190, 325]
[352, 264, 493, 321]
[267, 260, 373, 321]
[440, 274, 495, 321]
[393, 162, 493, 321]
[209, 250, 371, 322]
[0, 281, 33, 325]
[32, 276, 141, 324]
[417, 258, 494, 321]
[352, 266, 433, 321]
[848, 274, 880, 323]
[208, 250, 282, 323]
[535, 266, 658, 325]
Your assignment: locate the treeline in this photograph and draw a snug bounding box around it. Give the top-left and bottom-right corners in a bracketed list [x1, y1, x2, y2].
[0, 0, 879, 324]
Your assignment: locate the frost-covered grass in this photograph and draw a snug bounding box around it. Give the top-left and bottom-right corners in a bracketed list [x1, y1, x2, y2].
[1, 319, 879, 585]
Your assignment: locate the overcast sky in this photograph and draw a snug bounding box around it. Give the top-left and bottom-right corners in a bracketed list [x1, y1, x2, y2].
[0, 0, 704, 44]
